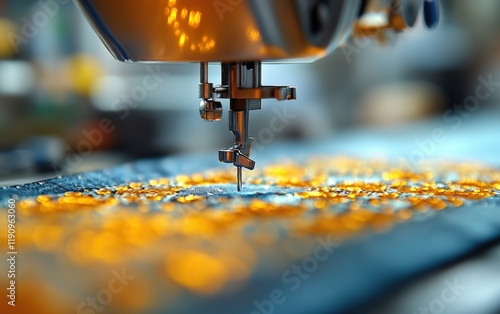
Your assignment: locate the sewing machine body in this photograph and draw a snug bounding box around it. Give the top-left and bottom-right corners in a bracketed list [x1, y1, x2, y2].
[75, 0, 362, 62]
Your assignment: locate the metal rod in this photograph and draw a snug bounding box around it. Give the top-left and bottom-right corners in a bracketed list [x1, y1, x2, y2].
[237, 167, 242, 191]
[200, 62, 208, 83]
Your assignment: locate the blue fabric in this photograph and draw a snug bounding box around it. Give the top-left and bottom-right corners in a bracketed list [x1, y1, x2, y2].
[2, 152, 500, 314]
[2, 131, 500, 313]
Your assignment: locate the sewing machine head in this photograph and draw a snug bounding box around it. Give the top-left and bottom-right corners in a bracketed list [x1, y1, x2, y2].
[75, 0, 439, 190]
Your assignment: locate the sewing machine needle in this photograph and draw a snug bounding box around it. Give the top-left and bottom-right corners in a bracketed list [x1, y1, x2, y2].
[237, 166, 242, 191]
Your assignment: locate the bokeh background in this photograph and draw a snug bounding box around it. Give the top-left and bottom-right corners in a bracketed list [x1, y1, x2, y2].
[0, 0, 499, 184]
[1, 1, 500, 314]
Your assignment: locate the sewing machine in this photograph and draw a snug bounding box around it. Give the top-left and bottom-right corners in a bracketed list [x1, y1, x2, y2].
[74, 0, 439, 190]
[9, 3, 500, 314]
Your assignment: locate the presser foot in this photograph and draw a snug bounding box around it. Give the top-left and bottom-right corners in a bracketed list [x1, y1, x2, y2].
[219, 145, 256, 191]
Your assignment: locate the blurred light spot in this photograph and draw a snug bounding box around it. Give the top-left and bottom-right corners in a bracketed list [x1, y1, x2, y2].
[188, 11, 202, 28]
[166, 250, 228, 295]
[0, 61, 35, 95]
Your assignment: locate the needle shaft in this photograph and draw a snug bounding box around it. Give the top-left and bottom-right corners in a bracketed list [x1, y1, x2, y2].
[237, 167, 242, 191]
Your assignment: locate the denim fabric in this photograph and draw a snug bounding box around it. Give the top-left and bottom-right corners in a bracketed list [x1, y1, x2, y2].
[1, 150, 500, 313]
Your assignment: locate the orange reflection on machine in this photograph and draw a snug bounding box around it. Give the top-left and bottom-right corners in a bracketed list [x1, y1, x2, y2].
[164, 1, 214, 51]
